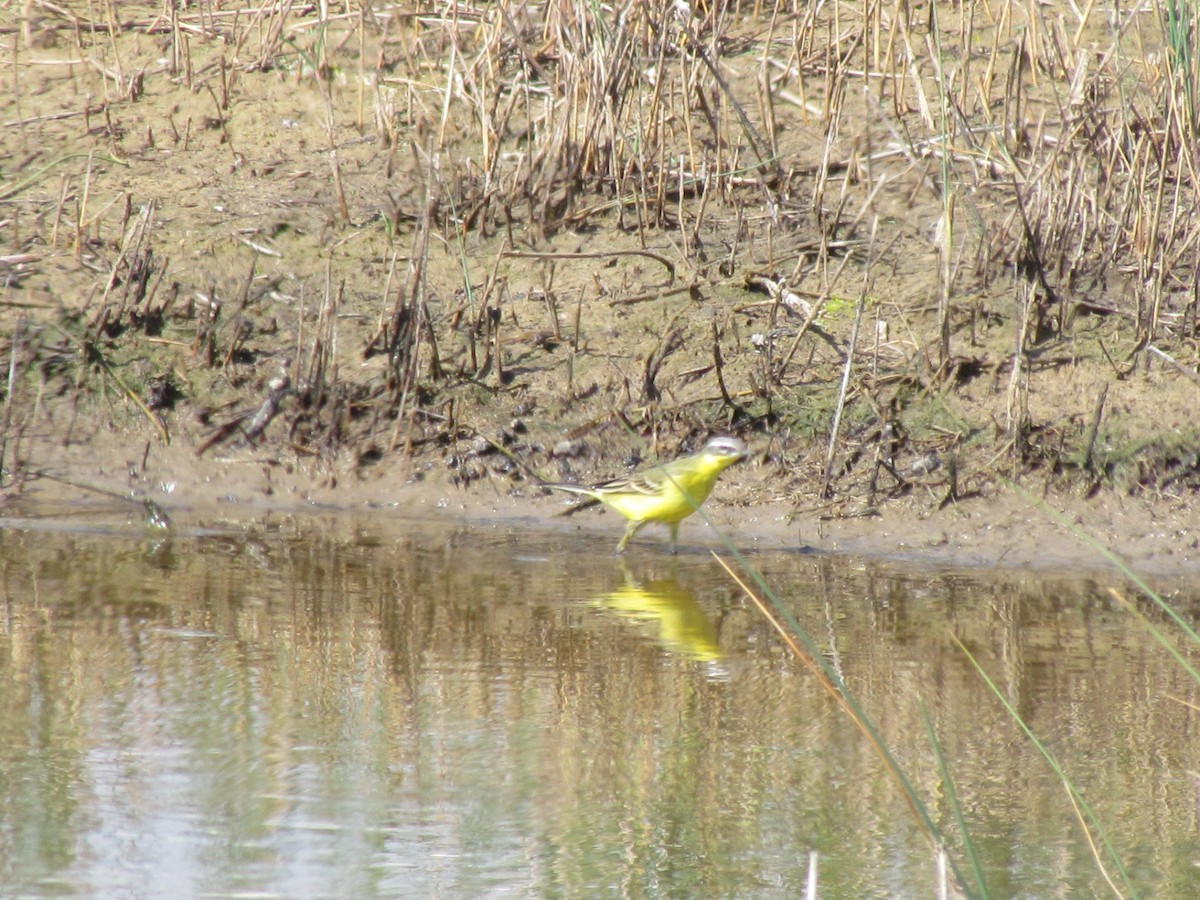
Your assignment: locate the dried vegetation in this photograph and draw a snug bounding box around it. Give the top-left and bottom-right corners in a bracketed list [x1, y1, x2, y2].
[2, 0, 1200, 519]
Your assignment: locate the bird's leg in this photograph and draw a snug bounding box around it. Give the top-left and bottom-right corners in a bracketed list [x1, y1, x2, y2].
[616, 519, 645, 554]
[669, 522, 680, 554]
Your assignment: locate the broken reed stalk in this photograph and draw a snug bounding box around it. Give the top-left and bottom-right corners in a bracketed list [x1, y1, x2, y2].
[1005, 281, 1032, 443]
[711, 318, 741, 415]
[0, 320, 26, 481]
[221, 251, 259, 370]
[1082, 383, 1109, 475]
[641, 314, 683, 404]
[929, 4, 954, 375]
[821, 293, 865, 500]
[304, 257, 339, 395]
[387, 168, 437, 452]
[74, 151, 94, 262]
[311, 16, 350, 226]
[111, 202, 158, 327]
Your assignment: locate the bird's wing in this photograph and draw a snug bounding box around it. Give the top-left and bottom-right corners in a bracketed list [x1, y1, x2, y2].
[592, 472, 665, 496]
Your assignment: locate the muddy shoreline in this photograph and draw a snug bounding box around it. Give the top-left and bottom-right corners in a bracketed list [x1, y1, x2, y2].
[9, 422, 1195, 583]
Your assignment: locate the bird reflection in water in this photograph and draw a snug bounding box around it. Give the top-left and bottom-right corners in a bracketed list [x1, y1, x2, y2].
[593, 566, 725, 668]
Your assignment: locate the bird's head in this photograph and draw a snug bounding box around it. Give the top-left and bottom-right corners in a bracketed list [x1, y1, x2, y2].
[700, 436, 750, 465]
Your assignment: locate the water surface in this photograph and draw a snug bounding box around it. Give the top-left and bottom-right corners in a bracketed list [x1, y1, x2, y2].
[1, 511, 1198, 897]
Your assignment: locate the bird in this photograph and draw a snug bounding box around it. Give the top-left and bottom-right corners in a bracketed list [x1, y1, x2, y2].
[544, 436, 749, 553]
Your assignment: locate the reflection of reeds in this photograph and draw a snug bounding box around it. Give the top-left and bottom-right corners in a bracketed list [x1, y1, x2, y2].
[715, 552, 973, 897]
[727, 478, 1200, 895]
[2, 512, 1194, 894]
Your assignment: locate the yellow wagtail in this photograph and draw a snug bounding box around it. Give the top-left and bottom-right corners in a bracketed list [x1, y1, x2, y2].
[545, 436, 749, 553]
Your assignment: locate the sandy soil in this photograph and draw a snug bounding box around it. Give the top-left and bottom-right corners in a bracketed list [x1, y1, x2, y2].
[2, 3, 1198, 580]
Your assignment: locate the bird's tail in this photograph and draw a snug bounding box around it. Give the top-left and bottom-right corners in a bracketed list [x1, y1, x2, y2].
[543, 482, 595, 497]
[543, 482, 601, 516]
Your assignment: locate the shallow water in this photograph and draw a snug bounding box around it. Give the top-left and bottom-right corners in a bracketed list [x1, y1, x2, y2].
[1, 510, 1199, 898]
